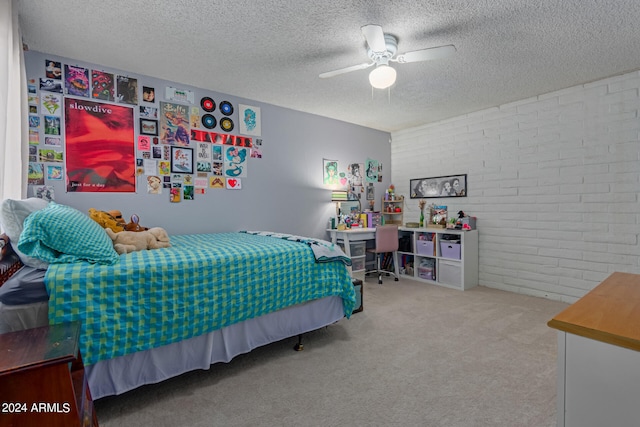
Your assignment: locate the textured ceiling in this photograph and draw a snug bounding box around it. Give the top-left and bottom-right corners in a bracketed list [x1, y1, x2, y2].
[15, 0, 640, 132]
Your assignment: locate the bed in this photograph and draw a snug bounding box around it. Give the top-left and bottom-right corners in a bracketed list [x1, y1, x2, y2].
[0, 199, 355, 399]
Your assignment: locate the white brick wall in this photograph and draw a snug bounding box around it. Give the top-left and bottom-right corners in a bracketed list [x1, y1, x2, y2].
[391, 71, 640, 303]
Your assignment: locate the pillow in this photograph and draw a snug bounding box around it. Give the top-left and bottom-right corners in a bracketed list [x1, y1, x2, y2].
[17, 202, 119, 265]
[0, 198, 50, 269]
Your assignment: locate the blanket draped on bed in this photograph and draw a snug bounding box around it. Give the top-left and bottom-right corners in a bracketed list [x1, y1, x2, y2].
[241, 230, 352, 266]
[44, 232, 355, 365]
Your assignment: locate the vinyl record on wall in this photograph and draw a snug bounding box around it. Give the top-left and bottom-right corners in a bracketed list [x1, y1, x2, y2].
[220, 101, 234, 116]
[200, 97, 215, 112]
[220, 117, 234, 132]
[202, 114, 217, 129]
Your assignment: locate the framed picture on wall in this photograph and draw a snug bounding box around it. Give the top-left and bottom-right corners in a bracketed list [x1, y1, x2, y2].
[366, 183, 375, 200]
[410, 174, 467, 198]
[139, 118, 158, 136]
[170, 146, 193, 174]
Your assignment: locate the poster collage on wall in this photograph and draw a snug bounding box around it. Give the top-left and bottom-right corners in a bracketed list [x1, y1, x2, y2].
[29, 59, 264, 203]
[323, 158, 383, 208]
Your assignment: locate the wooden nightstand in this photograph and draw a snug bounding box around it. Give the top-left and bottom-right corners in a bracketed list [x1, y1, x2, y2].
[0, 321, 98, 427]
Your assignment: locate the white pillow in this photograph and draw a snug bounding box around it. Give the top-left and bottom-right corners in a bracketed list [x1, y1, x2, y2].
[0, 198, 50, 269]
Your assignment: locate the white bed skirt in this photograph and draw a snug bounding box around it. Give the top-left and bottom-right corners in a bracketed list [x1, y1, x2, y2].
[0, 301, 49, 334]
[86, 296, 345, 399]
[0, 296, 346, 400]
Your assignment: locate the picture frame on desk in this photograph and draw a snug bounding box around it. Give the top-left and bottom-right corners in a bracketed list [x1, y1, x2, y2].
[410, 174, 467, 198]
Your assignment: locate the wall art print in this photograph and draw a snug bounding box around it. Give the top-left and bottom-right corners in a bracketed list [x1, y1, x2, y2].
[347, 163, 364, 187]
[43, 116, 60, 135]
[140, 106, 158, 119]
[139, 118, 158, 136]
[91, 70, 114, 101]
[142, 86, 155, 103]
[41, 93, 62, 116]
[45, 59, 62, 79]
[28, 163, 44, 185]
[160, 102, 190, 146]
[170, 146, 194, 174]
[365, 159, 378, 183]
[116, 76, 138, 105]
[40, 77, 62, 93]
[64, 65, 89, 97]
[238, 104, 261, 137]
[323, 159, 338, 187]
[224, 146, 248, 178]
[226, 177, 242, 190]
[64, 98, 135, 192]
[165, 86, 194, 104]
[410, 174, 467, 199]
[251, 138, 262, 159]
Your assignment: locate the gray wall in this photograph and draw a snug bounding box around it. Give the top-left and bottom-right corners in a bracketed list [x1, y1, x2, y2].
[25, 51, 391, 239]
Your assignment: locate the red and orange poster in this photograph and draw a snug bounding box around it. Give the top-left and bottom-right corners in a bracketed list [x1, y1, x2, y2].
[64, 98, 135, 192]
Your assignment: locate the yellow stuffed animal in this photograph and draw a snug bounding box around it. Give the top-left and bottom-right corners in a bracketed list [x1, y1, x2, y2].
[104, 227, 171, 255]
[88, 208, 124, 233]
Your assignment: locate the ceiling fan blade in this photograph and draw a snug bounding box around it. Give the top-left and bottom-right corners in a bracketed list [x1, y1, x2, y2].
[393, 44, 456, 63]
[360, 24, 386, 52]
[319, 62, 374, 79]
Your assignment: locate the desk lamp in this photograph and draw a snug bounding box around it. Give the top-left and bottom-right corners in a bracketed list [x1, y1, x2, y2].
[331, 190, 348, 217]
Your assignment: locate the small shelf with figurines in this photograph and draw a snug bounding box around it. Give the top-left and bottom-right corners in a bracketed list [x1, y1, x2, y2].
[381, 185, 404, 225]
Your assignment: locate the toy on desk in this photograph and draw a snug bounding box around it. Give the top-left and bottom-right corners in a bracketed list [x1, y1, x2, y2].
[454, 210, 476, 230]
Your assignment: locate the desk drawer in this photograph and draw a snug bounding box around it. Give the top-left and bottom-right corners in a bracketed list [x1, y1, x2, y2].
[339, 241, 366, 257]
[351, 256, 365, 272]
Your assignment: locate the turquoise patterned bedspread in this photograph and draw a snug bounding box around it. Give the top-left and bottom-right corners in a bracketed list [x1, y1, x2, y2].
[44, 232, 355, 365]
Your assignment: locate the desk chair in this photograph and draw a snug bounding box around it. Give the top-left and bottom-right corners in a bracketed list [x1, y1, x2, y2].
[365, 225, 400, 284]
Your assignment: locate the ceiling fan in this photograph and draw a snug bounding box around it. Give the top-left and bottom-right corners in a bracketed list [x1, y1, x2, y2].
[319, 24, 456, 89]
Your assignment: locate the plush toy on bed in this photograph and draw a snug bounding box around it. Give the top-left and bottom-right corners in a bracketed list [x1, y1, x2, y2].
[107, 210, 126, 227]
[88, 208, 124, 233]
[105, 227, 171, 254]
[124, 213, 149, 232]
[108, 211, 149, 232]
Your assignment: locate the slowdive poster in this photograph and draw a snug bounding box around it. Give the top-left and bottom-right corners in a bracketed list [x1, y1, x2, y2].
[64, 98, 135, 192]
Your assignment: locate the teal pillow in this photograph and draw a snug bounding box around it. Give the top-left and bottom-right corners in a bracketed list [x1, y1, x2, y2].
[0, 198, 50, 268]
[17, 202, 119, 265]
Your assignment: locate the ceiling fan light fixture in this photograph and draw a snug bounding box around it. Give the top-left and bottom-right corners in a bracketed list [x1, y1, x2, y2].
[369, 64, 396, 89]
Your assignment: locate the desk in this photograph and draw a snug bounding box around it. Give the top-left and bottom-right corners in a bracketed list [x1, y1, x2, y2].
[326, 227, 376, 245]
[326, 228, 399, 280]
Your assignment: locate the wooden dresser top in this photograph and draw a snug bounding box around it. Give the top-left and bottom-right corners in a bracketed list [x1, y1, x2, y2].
[548, 272, 640, 352]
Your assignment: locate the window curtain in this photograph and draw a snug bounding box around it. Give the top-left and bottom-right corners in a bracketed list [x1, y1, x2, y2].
[0, 0, 28, 205]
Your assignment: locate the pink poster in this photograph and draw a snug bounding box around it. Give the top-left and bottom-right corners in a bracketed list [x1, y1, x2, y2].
[65, 98, 135, 192]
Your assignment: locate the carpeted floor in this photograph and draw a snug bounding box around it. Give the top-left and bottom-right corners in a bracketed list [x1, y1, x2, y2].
[94, 277, 568, 427]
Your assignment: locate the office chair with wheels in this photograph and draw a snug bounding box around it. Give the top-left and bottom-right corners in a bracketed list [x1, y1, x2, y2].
[365, 225, 400, 284]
